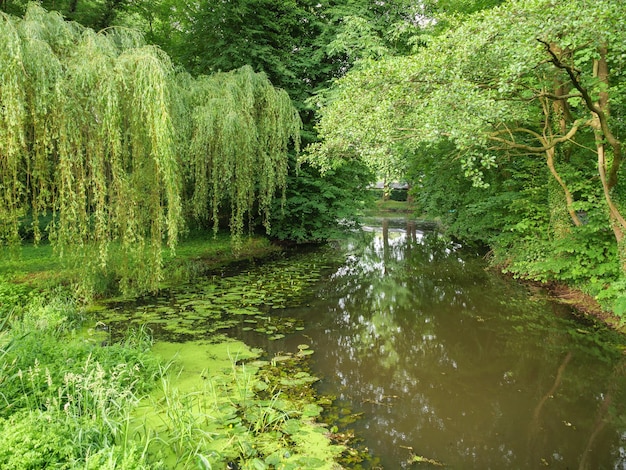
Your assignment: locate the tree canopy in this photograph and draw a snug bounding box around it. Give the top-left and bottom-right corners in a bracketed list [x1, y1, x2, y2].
[0, 4, 300, 294]
[4, 0, 626, 315]
[310, 0, 626, 313]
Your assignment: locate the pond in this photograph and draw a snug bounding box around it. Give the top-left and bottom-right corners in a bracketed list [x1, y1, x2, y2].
[101, 217, 626, 469]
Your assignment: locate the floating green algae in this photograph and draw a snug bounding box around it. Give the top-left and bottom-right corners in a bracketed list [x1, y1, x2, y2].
[132, 338, 344, 469]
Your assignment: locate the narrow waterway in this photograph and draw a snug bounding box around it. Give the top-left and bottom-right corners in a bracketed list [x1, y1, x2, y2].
[101, 217, 626, 469]
[238, 218, 626, 469]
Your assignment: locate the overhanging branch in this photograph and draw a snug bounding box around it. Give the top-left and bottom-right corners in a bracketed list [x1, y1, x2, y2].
[488, 120, 586, 153]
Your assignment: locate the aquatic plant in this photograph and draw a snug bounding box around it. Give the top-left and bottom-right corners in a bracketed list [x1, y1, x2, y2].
[97, 251, 334, 343]
[138, 340, 344, 469]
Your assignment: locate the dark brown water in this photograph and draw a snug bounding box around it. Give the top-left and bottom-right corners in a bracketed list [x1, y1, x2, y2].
[240, 218, 626, 469]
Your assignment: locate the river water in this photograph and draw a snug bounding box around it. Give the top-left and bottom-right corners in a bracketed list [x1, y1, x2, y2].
[238, 218, 626, 469]
[103, 217, 626, 469]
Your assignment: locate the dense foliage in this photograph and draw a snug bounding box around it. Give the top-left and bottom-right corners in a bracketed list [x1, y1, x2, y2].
[310, 0, 626, 315]
[0, 5, 300, 295]
[0, 290, 160, 468]
[270, 157, 375, 243]
[3, 0, 626, 315]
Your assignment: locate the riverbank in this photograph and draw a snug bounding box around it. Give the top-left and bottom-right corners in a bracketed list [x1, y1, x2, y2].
[0, 234, 350, 469]
[525, 280, 626, 334]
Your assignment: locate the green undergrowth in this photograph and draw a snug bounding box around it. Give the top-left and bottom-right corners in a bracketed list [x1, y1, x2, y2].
[0, 292, 161, 469]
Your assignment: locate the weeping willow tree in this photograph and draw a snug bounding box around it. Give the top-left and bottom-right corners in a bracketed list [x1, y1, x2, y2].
[183, 66, 301, 246]
[0, 4, 182, 294]
[0, 5, 300, 295]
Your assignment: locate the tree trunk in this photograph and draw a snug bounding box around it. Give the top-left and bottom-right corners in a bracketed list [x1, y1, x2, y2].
[591, 48, 626, 268]
[541, 40, 626, 267]
[546, 146, 582, 230]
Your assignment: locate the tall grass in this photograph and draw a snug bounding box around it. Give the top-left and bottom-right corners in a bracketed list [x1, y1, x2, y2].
[0, 293, 162, 469]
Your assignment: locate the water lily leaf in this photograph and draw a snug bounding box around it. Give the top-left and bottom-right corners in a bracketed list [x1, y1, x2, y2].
[265, 452, 283, 466]
[255, 380, 269, 391]
[282, 419, 303, 435]
[250, 458, 267, 470]
[230, 307, 258, 315]
[296, 349, 314, 357]
[301, 404, 323, 418]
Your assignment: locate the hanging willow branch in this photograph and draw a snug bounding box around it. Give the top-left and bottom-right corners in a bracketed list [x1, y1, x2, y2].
[0, 5, 183, 294]
[185, 65, 301, 247]
[0, 6, 300, 295]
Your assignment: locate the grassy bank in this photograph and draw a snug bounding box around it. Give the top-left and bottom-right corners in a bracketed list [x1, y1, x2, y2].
[0, 292, 160, 469]
[364, 199, 416, 215]
[0, 234, 347, 469]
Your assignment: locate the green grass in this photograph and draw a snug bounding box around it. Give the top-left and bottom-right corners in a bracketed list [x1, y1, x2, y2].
[0, 293, 162, 469]
[164, 232, 281, 272]
[0, 232, 282, 301]
[0, 243, 65, 284]
[364, 199, 416, 215]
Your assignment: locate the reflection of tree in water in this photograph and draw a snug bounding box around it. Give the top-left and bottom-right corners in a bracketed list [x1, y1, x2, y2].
[307, 219, 626, 469]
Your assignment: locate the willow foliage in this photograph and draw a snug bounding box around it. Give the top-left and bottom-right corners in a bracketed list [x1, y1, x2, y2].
[0, 5, 300, 295]
[185, 65, 301, 245]
[0, 5, 182, 294]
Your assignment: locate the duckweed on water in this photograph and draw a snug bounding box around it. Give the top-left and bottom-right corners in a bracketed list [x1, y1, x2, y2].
[135, 339, 345, 469]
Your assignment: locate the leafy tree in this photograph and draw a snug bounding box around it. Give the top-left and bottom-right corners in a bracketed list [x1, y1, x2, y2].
[269, 157, 375, 243]
[0, 5, 300, 295]
[310, 0, 626, 312]
[0, 0, 133, 29]
[180, 66, 301, 245]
